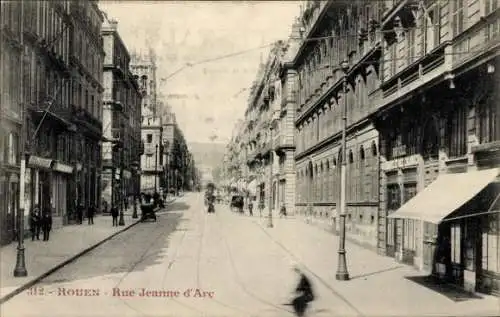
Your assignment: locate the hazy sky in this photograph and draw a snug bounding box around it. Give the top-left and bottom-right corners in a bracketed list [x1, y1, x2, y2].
[99, 1, 301, 144]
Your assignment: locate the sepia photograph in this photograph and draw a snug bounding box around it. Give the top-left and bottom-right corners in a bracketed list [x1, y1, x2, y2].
[0, 0, 499, 316]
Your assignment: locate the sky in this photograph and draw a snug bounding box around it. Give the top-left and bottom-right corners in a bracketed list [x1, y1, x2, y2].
[99, 1, 301, 144]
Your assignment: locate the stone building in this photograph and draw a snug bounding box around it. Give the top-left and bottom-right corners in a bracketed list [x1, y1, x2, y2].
[243, 41, 298, 215]
[101, 15, 142, 212]
[292, 1, 383, 250]
[374, 0, 499, 295]
[0, 1, 105, 245]
[68, 0, 105, 221]
[130, 52, 163, 193]
[161, 106, 191, 194]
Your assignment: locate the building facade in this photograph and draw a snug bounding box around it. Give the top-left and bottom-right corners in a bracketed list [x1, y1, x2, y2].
[130, 52, 163, 193]
[1, 1, 25, 245]
[0, 1, 105, 245]
[292, 1, 383, 250]
[101, 16, 142, 212]
[373, 0, 500, 295]
[68, 0, 105, 220]
[242, 41, 298, 215]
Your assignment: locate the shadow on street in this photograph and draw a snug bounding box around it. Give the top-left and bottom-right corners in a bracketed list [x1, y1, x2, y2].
[36, 211, 187, 286]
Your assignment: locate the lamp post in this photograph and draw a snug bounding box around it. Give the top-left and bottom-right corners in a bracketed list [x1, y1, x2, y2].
[267, 125, 274, 228]
[131, 161, 139, 219]
[118, 137, 125, 226]
[154, 144, 158, 193]
[336, 60, 350, 281]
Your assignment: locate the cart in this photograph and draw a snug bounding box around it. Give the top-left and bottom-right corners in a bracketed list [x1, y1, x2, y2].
[141, 203, 156, 222]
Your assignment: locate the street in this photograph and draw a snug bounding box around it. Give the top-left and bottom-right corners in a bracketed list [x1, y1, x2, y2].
[0, 193, 337, 317]
[2, 193, 498, 317]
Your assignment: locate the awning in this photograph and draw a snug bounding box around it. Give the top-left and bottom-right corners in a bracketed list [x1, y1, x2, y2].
[388, 168, 499, 224]
[247, 179, 257, 196]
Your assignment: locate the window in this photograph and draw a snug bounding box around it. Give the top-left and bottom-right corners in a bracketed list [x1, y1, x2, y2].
[145, 154, 153, 168]
[447, 105, 467, 157]
[387, 183, 400, 211]
[146, 134, 152, 143]
[482, 213, 500, 273]
[451, 223, 461, 264]
[478, 94, 500, 143]
[451, 0, 467, 37]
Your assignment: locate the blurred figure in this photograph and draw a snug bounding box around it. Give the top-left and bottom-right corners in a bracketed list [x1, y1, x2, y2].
[248, 199, 253, 216]
[30, 205, 41, 241]
[87, 204, 95, 225]
[111, 206, 119, 226]
[41, 208, 52, 241]
[289, 263, 315, 317]
[279, 205, 287, 218]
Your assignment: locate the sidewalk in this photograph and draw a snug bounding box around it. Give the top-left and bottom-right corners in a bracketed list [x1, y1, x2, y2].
[252, 216, 500, 317]
[0, 197, 177, 304]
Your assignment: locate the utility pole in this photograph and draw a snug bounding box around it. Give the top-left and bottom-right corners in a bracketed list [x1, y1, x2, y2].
[267, 125, 274, 228]
[14, 2, 27, 277]
[154, 144, 158, 193]
[336, 60, 350, 281]
[118, 124, 125, 226]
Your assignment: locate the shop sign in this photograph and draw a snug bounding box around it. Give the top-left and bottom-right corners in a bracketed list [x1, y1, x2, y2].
[382, 154, 420, 171]
[28, 156, 53, 169]
[123, 170, 132, 179]
[53, 162, 74, 174]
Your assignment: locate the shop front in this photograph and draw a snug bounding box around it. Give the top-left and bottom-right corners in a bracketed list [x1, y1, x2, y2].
[389, 168, 500, 295]
[52, 161, 73, 227]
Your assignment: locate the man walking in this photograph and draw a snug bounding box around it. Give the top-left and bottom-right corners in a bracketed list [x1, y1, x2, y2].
[30, 205, 41, 241]
[41, 208, 52, 241]
[111, 206, 119, 227]
[248, 199, 253, 216]
[87, 204, 95, 225]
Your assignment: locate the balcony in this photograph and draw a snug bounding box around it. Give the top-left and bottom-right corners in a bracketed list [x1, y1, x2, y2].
[273, 134, 295, 151]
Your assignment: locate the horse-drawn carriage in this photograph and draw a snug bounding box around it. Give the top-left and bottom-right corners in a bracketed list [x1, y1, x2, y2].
[140, 193, 157, 222]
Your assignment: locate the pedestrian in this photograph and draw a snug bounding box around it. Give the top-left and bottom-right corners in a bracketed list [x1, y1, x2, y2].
[111, 206, 119, 226]
[30, 205, 41, 241]
[41, 208, 52, 241]
[124, 196, 129, 211]
[280, 205, 287, 218]
[77, 203, 84, 224]
[289, 264, 315, 317]
[87, 204, 95, 225]
[248, 200, 253, 216]
[102, 200, 108, 214]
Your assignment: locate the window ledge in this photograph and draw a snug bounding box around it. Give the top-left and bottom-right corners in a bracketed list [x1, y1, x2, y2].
[444, 156, 468, 165]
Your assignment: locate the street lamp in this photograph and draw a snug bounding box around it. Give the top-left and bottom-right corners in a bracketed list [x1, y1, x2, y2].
[336, 60, 350, 281]
[131, 161, 139, 219]
[118, 128, 125, 226]
[267, 122, 277, 228]
[154, 144, 158, 193]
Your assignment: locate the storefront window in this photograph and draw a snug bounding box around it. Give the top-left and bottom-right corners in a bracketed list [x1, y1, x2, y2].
[451, 223, 461, 264]
[482, 214, 500, 273]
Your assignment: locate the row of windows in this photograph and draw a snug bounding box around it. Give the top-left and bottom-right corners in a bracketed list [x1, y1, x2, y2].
[296, 142, 379, 203]
[1, 45, 22, 119]
[296, 69, 380, 154]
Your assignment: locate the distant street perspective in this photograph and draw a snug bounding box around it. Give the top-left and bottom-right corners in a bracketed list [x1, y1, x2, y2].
[1, 1, 500, 317]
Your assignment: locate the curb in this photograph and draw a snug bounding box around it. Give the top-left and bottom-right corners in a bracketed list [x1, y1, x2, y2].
[0, 218, 142, 305]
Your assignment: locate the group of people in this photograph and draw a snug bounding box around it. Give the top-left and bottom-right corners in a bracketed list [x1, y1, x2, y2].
[74, 203, 96, 225]
[29, 206, 53, 241]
